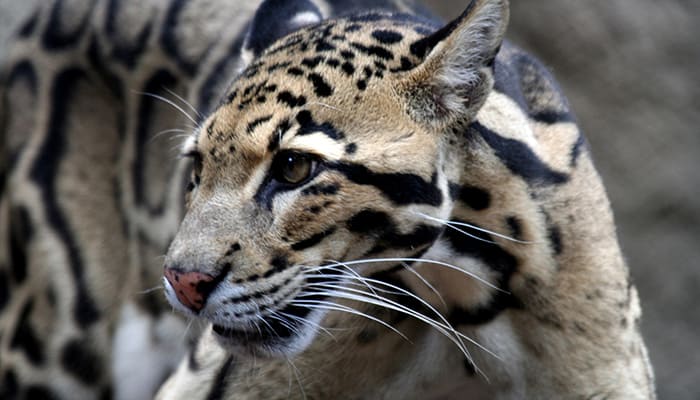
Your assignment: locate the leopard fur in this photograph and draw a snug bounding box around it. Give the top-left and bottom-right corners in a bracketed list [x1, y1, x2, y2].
[0, 0, 655, 399]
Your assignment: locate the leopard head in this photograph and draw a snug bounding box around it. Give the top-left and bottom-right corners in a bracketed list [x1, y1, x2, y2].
[163, 0, 508, 357]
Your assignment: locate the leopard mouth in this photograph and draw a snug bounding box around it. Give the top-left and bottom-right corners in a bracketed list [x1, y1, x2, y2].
[210, 298, 324, 349]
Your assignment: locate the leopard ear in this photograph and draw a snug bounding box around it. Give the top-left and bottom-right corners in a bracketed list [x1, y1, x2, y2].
[397, 0, 508, 128]
[242, 0, 323, 59]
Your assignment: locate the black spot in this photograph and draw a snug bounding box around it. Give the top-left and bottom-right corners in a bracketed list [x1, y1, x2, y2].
[203, 356, 236, 400]
[24, 385, 57, 400]
[296, 110, 312, 126]
[341, 61, 355, 76]
[347, 210, 390, 233]
[356, 80, 367, 90]
[390, 56, 415, 73]
[301, 56, 325, 69]
[344, 24, 361, 32]
[326, 58, 340, 68]
[345, 143, 357, 154]
[10, 300, 44, 365]
[60, 339, 103, 384]
[350, 42, 394, 60]
[9, 206, 32, 284]
[315, 40, 335, 52]
[307, 73, 333, 97]
[269, 256, 289, 274]
[277, 91, 307, 108]
[372, 30, 403, 44]
[328, 162, 442, 206]
[246, 115, 273, 134]
[506, 216, 523, 240]
[224, 242, 241, 257]
[287, 67, 304, 76]
[470, 122, 569, 185]
[340, 50, 355, 59]
[291, 227, 336, 251]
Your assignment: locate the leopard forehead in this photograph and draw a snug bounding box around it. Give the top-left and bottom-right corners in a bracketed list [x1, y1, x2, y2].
[192, 16, 438, 175]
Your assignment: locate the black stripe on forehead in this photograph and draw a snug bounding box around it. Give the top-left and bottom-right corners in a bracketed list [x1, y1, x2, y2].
[246, 115, 273, 135]
[295, 110, 345, 141]
[268, 119, 293, 152]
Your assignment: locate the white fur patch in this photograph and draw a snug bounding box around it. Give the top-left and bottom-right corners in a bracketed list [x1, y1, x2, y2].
[112, 302, 190, 400]
[290, 11, 321, 27]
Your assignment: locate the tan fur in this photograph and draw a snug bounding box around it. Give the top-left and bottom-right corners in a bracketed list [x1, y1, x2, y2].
[0, 0, 654, 399]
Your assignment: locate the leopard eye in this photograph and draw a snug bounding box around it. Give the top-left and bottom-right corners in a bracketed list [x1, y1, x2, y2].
[271, 151, 317, 185]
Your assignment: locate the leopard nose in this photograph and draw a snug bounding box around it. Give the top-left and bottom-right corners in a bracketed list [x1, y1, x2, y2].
[164, 268, 217, 312]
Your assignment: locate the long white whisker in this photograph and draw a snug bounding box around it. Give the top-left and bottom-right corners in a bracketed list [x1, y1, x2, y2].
[138, 285, 164, 295]
[416, 212, 533, 244]
[165, 87, 203, 120]
[291, 300, 409, 341]
[285, 356, 307, 400]
[136, 91, 198, 125]
[300, 283, 475, 360]
[399, 262, 448, 309]
[150, 128, 190, 143]
[310, 258, 507, 293]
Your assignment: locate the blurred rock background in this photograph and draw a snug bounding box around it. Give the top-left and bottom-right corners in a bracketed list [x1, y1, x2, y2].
[1, 0, 697, 398]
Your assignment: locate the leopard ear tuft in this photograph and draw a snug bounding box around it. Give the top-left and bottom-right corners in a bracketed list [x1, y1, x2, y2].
[397, 0, 509, 128]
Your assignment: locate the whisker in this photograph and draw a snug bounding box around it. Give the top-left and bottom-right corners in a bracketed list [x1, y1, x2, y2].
[399, 262, 448, 309]
[150, 128, 190, 143]
[165, 87, 203, 120]
[304, 101, 343, 112]
[285, 356, 307, 400]
[299, 283, 473, 359]
[416, 212, 533, 244]
[290, 299, 409, 342]
[309, 258, 507, 293]
[138, 285, 164, 295]
[136, 91, 199, 125]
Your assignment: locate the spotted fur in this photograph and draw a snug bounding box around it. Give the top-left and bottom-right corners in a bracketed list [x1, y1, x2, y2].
[0, 0, 655, 399]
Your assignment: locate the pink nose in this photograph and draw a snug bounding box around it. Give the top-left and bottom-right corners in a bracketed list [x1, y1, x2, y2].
[164, 268, 216, 312]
